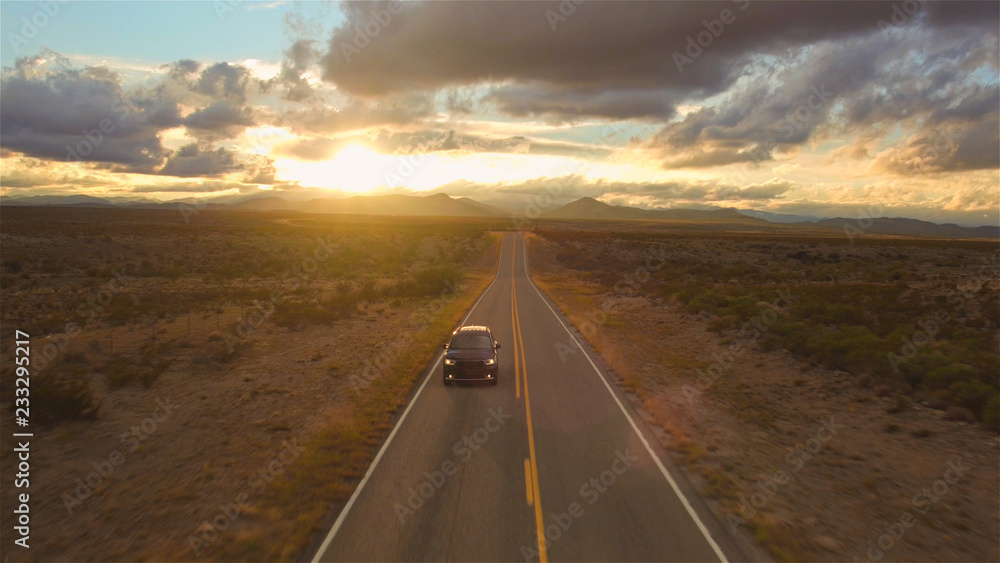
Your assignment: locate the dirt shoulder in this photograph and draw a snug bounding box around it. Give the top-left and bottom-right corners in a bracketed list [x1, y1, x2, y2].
[526, 231, 999, 562]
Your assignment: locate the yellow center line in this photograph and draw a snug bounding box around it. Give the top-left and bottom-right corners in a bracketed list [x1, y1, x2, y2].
[512, 252, 521, 399]
[524, 458, 534, 506]
[513, 238, 548, 563]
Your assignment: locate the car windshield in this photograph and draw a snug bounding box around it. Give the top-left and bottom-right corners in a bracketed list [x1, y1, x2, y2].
[450, 333, 493, 349]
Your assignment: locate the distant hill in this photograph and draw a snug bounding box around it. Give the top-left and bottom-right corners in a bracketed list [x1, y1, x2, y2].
[738, 209, 822, 223]
[3, 193, 996, 238]
[1, 194, 114, 206]
[231, 192, 507, 217]
[797, 217, 1000, 239]
[541, 197, 764, 223]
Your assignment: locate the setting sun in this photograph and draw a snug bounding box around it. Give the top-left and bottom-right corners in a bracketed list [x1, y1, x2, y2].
[277, 144, 393, 194]
[324, 144, 385, 193]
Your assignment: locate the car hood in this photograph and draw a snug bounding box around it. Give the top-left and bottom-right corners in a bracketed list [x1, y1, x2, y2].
[445, 348, 494, 360]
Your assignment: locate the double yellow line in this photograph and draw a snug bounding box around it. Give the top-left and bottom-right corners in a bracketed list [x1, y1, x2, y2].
[511, 238, 548, 562]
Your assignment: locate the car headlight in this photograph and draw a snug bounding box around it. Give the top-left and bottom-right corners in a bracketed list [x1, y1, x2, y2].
[444, 359, 456, 365]
[484, 358, 495, 365]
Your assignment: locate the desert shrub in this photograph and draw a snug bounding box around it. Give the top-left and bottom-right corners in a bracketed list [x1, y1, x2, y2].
[270, 300, 341, 328]
[925, 364, 980, 390]
[103, 354, 167, 388]
[947, 379, 994, 416]
[982, 394, 1000, 432]
[944, 406, 977, 423]
[409, 264, 464, 297]
[31, 376, 100, 425]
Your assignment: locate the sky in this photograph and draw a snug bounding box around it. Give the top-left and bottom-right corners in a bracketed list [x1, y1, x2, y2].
[1, 0, 998, 226]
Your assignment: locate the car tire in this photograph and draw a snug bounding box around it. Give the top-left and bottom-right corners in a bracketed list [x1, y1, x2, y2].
[443, 378, 451, 386]
[490, 377, 498, 386]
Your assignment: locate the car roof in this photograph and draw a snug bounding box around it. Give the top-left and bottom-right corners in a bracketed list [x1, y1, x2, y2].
[453, 325, 491, 335]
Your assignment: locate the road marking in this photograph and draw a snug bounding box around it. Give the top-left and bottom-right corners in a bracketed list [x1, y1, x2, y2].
[524, 458, 534, 506]
[310, 235, 508, 563]
[519, 233, 729, 563]
[512, 253, 521, 399]
[513, 238, 548, 563]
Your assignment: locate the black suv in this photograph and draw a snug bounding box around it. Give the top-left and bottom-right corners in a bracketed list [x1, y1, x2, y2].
[443, 326, 500, 385]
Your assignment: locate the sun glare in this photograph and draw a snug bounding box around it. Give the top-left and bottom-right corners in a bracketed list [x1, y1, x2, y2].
[280, 144, 386, 193]
[327, 144, 386, 192]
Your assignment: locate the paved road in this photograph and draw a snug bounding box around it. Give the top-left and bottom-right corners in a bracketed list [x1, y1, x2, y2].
[312, 233, 739, 562]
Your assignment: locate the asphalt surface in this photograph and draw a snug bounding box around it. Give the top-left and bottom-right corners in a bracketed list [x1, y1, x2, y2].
[312, 233, 738, 562]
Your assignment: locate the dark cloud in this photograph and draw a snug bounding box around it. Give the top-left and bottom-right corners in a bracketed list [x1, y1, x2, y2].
[271, 39, 320, 102]
[154, 143, 275, 182]
[0, 50, 279, 182]
[158, 143, 241, 178]
[184, 100, 257, 138]
[317, 1, 995, 120]
[0, 51, 171, 171]
[195, 62, 256, 103]
[645, 27, 998, 171]
[308, 0, 998, 172]
[277, 93, 434, 134]
[873, 119, 1000, 175]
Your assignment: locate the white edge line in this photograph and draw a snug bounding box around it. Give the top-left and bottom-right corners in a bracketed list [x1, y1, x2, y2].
[311, 235, 508, 562]
[519, 233, 730, 563]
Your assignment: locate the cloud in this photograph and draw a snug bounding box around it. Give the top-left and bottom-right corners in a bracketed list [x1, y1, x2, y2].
[0, 50, 173, 171]
[306, 0, 997, 173]
[276, 93, 434, 134]
[432, 173, 793, 210]
[130, 180, 249, 194]
[316, 1, 995, 121]
[184, 100, 257, 138]
[644, 26, 998, 170]
[872, 119, 1000, 175]
[0, 50, 283, 183]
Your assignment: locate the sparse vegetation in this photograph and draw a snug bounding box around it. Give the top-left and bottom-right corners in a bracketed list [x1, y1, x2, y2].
[0, 207, 501, 562]
[528, 225, 999, 563]
[535, 228, 999, 429]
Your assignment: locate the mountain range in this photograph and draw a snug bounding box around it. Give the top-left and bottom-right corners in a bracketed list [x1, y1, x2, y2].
[2, 192, 996, 239]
